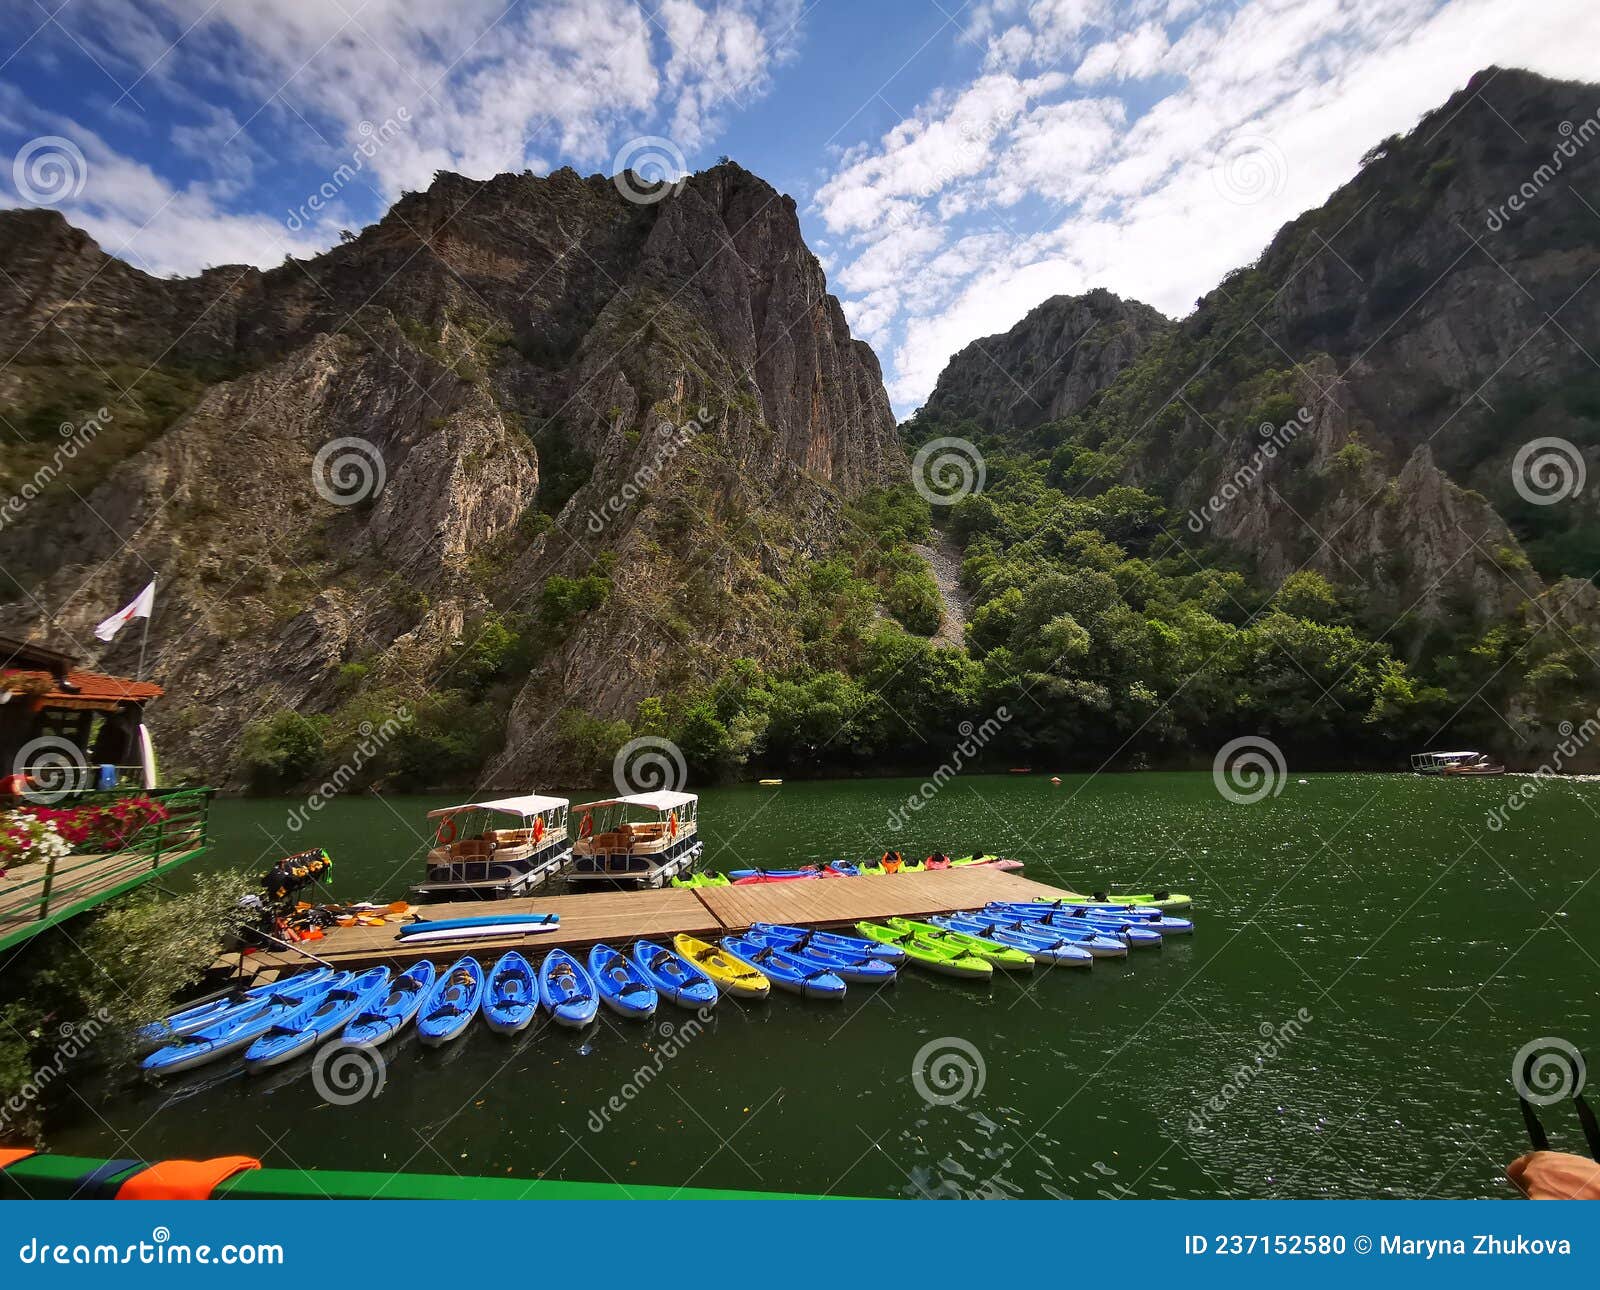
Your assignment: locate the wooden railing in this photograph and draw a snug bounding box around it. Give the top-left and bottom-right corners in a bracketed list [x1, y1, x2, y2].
[0, 787, 215, 948]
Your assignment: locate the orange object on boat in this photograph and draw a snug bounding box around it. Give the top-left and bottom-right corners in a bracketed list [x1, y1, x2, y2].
[115, 1156, 261, 1200]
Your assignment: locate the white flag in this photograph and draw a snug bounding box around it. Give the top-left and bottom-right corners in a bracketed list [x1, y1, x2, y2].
[95, 580, 155, 642]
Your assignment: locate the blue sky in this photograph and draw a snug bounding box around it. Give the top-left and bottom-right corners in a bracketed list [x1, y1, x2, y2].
[1, 0, 1594, 416]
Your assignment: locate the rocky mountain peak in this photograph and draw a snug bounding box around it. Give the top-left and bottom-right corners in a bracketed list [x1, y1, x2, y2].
[915, 289, 1172, 435]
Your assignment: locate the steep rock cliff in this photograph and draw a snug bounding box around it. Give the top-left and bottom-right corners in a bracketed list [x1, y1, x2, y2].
[0, 163, 903, 783]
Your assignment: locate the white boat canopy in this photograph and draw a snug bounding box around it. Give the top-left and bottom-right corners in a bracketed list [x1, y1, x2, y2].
[426, 794, 569, 819]
[572, 790, 697, 813]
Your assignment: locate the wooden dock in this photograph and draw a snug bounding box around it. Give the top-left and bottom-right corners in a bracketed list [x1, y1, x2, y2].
[239, 867, 1084, 976]
[0, 789, 215, 957]
[0, 845, 207, 955]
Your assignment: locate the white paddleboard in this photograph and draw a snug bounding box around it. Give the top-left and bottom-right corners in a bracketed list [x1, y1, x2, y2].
[395, 922, 560, 945]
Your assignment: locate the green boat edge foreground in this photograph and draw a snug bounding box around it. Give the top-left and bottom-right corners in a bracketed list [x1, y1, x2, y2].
[0, 1153, 848, 1201]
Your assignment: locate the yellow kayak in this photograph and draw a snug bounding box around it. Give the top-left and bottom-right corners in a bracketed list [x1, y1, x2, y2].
[673, 934, 770, 999]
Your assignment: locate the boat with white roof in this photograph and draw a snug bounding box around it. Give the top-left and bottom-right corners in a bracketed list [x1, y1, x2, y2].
[413, 794, 571, 901]
[567, 790, 702, 889]
[1409, 750, 1505, 777]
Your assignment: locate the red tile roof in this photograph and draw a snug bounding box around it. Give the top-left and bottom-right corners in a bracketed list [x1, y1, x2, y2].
[1, 668, 163, 704]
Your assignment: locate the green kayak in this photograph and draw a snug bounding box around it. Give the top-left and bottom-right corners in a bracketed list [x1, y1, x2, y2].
[885, 918, 1034, 972]
[858, 860, 886, 876]
[670, 873, 730, 889]
[855, 922, 992, 979]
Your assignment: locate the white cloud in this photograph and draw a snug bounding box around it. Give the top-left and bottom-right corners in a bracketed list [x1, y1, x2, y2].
[819, 0, 1600, 416]
[984, 96, 1124, 206]
[0, 92, 331, 273]
[2, 0, 802, 275]
[659, 0, 802, 148]
[981, 0, 1109, 70]
[814, 72, 1068, 234]
[1074, 21, 1169, 83]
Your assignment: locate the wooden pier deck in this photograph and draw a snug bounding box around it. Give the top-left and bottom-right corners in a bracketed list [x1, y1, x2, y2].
[0, 845, 207, 955]
[238, 867, 1083, 976]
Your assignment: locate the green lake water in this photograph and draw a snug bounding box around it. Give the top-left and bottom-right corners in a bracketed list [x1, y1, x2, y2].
[44, 772, 1600, 1198]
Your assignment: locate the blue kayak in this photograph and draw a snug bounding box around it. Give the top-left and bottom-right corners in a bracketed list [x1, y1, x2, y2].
[934, 916, 1095, 966]
[987, 900, 1171, 936]
[987, 904, 1163, 947]
[343, 960, 436, 1047]
[989, 900, 1193, 935]
[951, 910, 1126, 958]
[749, 922, 906, 964]
[1078, 912, 1192, 937]
[539, 950, 599, 1028]
[142, 973, 340, 1076]
[826, 861, 859, 876]
[416, 957, 485, 1047]
[744, 930, 897, 984]
[721, 937, 846, 999]
[588, 943, 658, 1019]
[243, 968, 391, 1071]
[483, 952, 539, 1034]
[631, 939, 718, 1010]
[138, 967, 336, 1048]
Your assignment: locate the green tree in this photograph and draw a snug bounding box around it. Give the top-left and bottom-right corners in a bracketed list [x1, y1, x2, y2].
[238, 710, 326, 787]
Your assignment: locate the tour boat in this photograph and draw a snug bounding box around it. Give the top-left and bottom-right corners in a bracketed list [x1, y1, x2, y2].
[567, 790, 703, 889]
[413, 794, 571, 901]
[1410, 751, 1505, 777]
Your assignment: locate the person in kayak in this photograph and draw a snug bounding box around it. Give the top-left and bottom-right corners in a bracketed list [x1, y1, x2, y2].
[1508, 1151, 1600, 1198]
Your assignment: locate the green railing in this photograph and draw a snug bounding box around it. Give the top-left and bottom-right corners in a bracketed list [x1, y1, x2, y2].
[0, 787, 215, 953]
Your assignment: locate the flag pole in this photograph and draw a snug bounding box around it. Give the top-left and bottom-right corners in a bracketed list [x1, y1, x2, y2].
[137, 575, 153, 681]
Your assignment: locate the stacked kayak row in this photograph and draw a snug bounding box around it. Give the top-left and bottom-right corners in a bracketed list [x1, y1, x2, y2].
[852, 899, 1195, 978]
[720, 854, 1023, 885]
[139, 938, 725, 1077]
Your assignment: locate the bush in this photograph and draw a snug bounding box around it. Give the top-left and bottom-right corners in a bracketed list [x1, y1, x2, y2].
[238, 710, 327, 787]
[1274, 570, 1341, 623]
[886, 569, 942, 635]
[541, 571, 610, 627]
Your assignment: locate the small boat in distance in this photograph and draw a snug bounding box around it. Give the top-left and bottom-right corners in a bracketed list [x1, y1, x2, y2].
[1410, 751, 1505, 777]
[567, 790, 703, 888]
[414, 795, 572, 901]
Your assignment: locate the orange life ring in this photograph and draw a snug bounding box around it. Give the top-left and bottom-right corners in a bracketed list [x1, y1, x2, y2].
[435, 816, 458, 845]
[668, 810, 678, 839]
[533, 816, 545, 843]
[579, 812, 594, 840]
